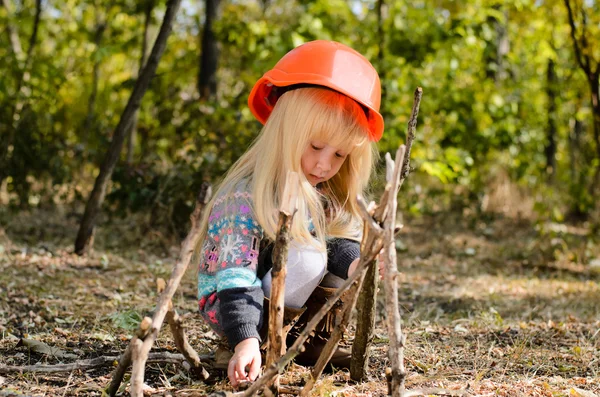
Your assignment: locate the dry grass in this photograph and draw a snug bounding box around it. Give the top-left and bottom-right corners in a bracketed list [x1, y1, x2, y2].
[1, 207, 599, 396]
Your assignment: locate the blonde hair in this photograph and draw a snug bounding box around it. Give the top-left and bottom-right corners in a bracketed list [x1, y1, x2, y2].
[197, 87, 378, 250]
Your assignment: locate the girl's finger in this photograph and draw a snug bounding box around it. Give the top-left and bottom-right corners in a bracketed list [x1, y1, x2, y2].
[248, 357, 261, 381]
[227, 359, 238, 386]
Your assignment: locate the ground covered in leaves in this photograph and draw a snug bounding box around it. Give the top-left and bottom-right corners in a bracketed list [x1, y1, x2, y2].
[0, 207, 599, 396]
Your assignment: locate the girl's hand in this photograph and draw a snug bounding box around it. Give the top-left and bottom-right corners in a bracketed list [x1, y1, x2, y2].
[228, 338, 261, 388]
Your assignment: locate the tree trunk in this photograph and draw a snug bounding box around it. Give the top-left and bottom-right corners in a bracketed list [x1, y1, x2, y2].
[82, 9, 107, 146]
[545, 59, 557, 181]
[589, 71, 600, 192]
[74, 0, 184, 255]
[127, 0, 154, 165]
[197, 0, 220, 100]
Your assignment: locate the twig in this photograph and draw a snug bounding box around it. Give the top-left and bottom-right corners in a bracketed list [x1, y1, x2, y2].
[158, 278, 210, 380]
[109, 183, 212, 397]
[265, 171, 299, 394]
[349, 257, 378, 381]
[106, 317, 152, 396]
[401, 88, 423, 181]
[0, 352, 195, 374]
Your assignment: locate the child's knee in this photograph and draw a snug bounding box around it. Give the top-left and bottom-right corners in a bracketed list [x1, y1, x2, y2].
[288, 241, 327, 280]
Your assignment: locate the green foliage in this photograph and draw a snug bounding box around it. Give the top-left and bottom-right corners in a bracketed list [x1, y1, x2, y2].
[109, 309, 143, 331]
[0, 0, 598, 224]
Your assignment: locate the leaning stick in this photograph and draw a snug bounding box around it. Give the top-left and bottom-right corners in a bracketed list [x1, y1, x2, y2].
[107, 317, 152, 396]
[109, 183, 212, 397]
[244, 205, 384, 397]
[265, 171, 299, 395]
[383, 146, 407, 396]
[157, 278, 210, 381]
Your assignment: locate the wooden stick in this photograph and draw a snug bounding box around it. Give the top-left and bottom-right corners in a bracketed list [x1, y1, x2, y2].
[349, 257, 378, 381]
[401, 88, 423, 181]
[110, 183, 212, 397]
[242, 235, 383, 397]
[156, 278, 210, 381]
[0, 352, 192, 375]
[265, 171, 299, 395]
[383, 146, 407, 396]
[107, 316, 152, 396]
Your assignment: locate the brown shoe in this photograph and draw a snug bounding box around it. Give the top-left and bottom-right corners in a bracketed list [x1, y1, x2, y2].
[260, 297, 306, 352]
[287, 285, 353, 370]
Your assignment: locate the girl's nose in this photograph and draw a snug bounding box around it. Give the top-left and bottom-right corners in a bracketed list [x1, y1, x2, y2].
[317, 155, 331, 172]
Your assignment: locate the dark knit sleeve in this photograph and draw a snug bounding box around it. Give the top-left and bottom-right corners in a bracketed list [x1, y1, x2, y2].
[326, 238, 360, 280]
[217, 287, 264, 349]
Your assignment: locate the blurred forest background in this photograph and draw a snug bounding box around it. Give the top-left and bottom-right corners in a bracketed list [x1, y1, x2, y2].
[1, 0, 600, 240]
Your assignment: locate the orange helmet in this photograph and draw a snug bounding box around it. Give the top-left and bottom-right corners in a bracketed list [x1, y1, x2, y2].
[248, 40, 384, 141]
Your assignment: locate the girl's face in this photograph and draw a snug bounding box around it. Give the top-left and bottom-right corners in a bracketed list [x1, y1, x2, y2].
[301, 140, 349, 186]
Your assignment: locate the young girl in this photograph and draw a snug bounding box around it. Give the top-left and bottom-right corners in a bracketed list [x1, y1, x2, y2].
[196, 40, 384, 387]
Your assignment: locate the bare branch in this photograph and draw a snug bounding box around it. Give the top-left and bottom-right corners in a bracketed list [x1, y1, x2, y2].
[564, 0, 591, 75]
[401, 88, 423, 181]
[265, 171, 298, 393]
[0, 352, 194, 374]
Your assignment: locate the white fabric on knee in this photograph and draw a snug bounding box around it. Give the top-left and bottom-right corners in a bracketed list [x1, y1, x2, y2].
[261, 241, 326, 308]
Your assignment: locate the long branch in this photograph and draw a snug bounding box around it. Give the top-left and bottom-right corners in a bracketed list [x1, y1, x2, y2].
[265, 171, 298, 394]
[384, 146, 407, 396]
[0, 352, 195, 374]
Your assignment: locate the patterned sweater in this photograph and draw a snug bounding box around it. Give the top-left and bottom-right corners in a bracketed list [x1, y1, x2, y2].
[197, 179, 360, 349]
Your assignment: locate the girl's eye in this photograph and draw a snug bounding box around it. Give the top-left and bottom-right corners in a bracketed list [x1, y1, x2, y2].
[311, 144, 323, 151]
[335, 153, 346, 158]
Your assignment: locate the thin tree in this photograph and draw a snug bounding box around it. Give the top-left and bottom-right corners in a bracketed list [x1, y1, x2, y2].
[198, 0, 220, 99]
[546, 58, 558, 181]
[74, 0, 184, 255]
[564, 0, 600, 191]
[126, 0, 155, 165]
